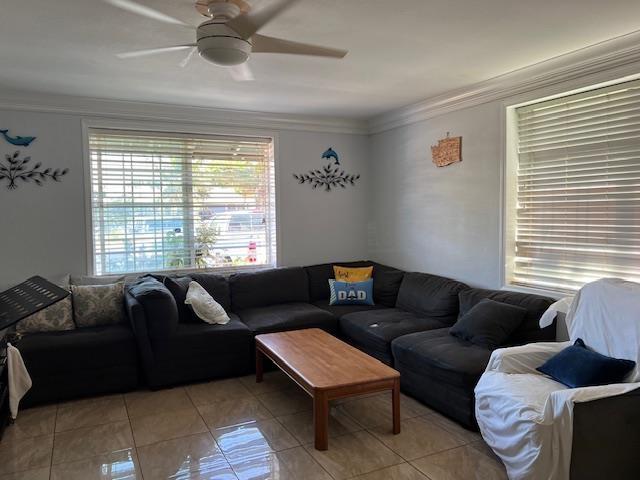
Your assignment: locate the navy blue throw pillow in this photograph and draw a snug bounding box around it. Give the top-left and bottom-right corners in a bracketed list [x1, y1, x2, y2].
[537, 338, 636, 388]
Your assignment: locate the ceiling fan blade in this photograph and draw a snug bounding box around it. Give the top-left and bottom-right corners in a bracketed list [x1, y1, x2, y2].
[104, 0, 191, 27]
[252, 34, 347, 58]
[228, 63, 255, 82]
[117, 44, 197, 59]
[179, 47, 197, 68]
[227, 0, 301, 39]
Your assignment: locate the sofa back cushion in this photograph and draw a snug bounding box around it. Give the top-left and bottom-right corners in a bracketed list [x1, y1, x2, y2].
[230, 267, 309, 310]
[396, 272, 468, 323]
[189, 273, 231, 312]
[305, 261, 371, 301]
[372, 262, 405, 307]
[458, 288, 555, 344]
[305, 261, 405, 307]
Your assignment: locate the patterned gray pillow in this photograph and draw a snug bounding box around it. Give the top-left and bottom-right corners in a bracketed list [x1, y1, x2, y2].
[71, 282, 125, 327]
[17, 295, 75, 334]
[70, 274, 126, 286]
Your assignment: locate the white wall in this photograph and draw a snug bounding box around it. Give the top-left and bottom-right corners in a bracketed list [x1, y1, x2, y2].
[0, 108, 369, 290]
[367, 102, 503, 288]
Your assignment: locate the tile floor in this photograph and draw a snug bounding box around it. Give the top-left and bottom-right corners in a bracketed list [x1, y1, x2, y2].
[0, 371, 508, 479]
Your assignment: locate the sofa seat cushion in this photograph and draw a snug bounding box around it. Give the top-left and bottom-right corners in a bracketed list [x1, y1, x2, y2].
[144, 314, 253, 388]
[391, 328, 492, 389]
[170, 314, 252, 356]
[339, 309, 447, 364]
[312, 300, 386, 319]
[19, 324, 137, 376]
[18, 324, 139, 405]
[236, 303, 337, 335]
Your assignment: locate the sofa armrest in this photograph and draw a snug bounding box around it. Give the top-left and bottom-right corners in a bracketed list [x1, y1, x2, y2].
[126, 277, 179, 349]
[124, 292, 155, 372]
[486, 341, 569, 374]
[571, 387, 640, 479]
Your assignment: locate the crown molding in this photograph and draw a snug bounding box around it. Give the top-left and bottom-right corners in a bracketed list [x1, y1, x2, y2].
[0, 90, 369, 135]
[368, 30, 640, 134]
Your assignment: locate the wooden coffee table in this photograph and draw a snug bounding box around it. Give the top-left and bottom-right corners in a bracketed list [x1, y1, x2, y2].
[255, 328, 401, 450]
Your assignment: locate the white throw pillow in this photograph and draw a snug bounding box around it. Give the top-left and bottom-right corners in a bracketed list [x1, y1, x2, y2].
[184, 281, 230, 325]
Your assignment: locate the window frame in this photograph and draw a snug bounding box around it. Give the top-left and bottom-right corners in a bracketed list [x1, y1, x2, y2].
[501, 74, 640, 297]
[81, 118, 280, 276]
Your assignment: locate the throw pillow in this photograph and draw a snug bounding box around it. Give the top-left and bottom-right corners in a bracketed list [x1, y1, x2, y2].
[185, 281, 230, 325]
[16, 295, 75, 334]
[329, 279, 375, 306]
[537, 338, 636, 388]
[449, 298, 527, 349]
[333, 265, 374, 282]
[71, 282, 125, 327]
[70, 274, 126, 286]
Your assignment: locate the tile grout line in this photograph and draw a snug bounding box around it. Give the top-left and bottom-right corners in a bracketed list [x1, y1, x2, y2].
[123, 392, 144, 480]
[48, 403, 59, 480]
[189, 384, 240, 480]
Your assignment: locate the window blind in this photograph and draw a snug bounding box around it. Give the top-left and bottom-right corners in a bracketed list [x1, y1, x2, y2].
[512, 79, 640, 292]
[88, 128, 276, 276]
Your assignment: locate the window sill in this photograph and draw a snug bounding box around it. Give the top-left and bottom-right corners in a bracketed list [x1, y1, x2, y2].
[501, 283, 569, 300]
[94, 263, 277, 278]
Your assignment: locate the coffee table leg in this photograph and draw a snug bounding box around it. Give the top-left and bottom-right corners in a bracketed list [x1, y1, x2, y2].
[255, 347, 264, 383]
[392, 378, 401, 434]
[314, 391, 329, 450]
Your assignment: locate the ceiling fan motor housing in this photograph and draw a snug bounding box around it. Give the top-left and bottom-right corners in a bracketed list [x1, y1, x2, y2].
[197, 21, 251, 66]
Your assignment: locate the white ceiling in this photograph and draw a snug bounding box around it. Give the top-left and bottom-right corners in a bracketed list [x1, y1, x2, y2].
[2, 0, 640, 118]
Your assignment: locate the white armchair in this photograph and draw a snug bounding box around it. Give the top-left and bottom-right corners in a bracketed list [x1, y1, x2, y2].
[475, 279, 640, 480]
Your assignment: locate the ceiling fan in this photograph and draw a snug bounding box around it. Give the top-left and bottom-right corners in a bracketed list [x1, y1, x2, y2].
[107, 0, 348, 81]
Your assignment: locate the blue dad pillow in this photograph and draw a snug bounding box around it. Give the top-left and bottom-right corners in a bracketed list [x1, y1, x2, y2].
[537, 338, 636, 388]
[328, 279, 374, 306]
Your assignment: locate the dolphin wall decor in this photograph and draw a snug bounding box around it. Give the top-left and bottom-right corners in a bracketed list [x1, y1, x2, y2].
[321, 147, 340, 165]
[0, 129, 37, 147]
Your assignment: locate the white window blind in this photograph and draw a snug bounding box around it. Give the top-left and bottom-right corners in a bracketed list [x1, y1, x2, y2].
[88, 128, 276, 276]
[511, 79, 640, 292]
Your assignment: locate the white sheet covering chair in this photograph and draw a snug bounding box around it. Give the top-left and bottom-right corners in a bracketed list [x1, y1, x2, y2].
[474, 278, 640, 480]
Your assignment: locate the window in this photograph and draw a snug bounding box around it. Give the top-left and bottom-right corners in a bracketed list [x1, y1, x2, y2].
[506, 79, 640, 293]
[88, 128, 276, 275]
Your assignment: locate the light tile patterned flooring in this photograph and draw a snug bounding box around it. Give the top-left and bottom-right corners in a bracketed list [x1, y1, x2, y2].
[0, 371, 508, 479]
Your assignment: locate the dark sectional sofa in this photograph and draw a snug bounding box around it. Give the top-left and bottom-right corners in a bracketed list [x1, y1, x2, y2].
[17, 260, 555, 430]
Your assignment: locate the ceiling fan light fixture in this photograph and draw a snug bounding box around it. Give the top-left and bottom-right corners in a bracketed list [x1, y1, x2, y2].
[198, 37, 251, 66]
[197, 21, 251, 66]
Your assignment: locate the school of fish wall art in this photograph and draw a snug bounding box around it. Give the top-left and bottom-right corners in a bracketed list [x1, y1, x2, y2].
[0, 129, 68, 190]
[293, 147, 360, 192]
